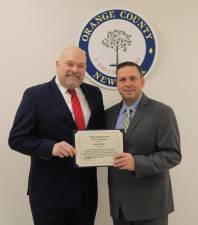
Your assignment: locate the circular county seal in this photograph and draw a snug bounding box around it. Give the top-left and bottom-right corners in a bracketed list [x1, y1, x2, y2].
[79, 9, 157, 89]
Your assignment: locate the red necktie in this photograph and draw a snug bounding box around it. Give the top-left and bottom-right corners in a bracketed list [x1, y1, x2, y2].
[68, 89, 86, 129]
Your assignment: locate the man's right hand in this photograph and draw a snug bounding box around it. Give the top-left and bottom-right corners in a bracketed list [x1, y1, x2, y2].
[52, 141, 77, 158]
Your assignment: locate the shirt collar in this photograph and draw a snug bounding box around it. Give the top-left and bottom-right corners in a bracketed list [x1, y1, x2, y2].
[55, 76, 81, 95]
[120, 93, 142, 114]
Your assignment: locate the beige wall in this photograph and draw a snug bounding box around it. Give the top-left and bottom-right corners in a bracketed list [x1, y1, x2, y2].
[0, 0, 197, 224]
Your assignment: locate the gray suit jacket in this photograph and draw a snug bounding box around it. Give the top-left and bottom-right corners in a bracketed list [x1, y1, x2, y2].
[105, 93, 181, 221]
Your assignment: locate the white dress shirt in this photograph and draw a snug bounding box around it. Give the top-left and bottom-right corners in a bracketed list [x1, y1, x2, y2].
[55, 76, 91, 126]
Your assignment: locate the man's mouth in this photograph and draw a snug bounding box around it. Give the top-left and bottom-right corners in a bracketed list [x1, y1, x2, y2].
[65, 73, 80, 79]
[124, 89, 133, 93]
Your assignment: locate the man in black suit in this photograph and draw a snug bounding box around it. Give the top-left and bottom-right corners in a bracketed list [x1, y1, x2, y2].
[8, 46, 104, 225]
[105, 62, 181, 225]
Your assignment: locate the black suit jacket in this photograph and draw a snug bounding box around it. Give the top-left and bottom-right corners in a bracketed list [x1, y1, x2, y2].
[8, 77, 104, 210]
[105, 93, 181, 221]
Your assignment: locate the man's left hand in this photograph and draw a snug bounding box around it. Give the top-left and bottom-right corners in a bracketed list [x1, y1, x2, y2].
[113, 153, 135, 171]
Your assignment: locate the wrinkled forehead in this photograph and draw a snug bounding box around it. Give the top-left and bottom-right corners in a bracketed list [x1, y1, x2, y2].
[59, 47, 86, 64]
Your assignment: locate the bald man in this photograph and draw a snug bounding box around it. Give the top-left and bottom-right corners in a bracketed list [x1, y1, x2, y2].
[9, 47, 104, 225]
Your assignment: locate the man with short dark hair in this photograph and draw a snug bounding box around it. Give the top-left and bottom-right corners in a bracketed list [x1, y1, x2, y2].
[106, 61, 181, 225]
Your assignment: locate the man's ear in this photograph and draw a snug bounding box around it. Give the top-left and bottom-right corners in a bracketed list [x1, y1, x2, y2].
[142, 77, 145, 87]
[55, 61, 60, 74]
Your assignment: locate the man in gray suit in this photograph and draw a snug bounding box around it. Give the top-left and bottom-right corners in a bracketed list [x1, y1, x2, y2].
[105, 61, 181, 225]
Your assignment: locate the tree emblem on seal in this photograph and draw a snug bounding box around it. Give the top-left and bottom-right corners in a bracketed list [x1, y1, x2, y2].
[101, 29, 132, 66]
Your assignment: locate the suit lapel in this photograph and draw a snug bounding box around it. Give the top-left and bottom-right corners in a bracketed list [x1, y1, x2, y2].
[125, 94, 149, 141]
[48, 77, 76, 128]
[110, 102, 123, 129]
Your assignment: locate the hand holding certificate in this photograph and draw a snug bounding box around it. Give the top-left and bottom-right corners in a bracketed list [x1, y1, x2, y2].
[75, 130, 123, 167]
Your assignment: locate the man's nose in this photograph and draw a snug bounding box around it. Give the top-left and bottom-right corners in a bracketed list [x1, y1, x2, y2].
[125, 79, 132, 86]
[71, 65, 78, 73]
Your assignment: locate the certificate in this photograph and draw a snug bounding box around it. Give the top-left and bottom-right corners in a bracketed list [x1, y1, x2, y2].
[75, 130, 123, 167]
